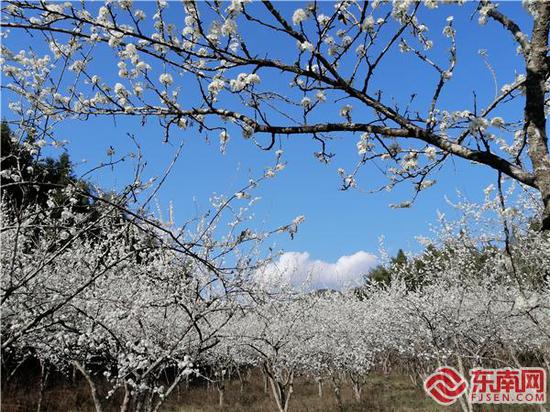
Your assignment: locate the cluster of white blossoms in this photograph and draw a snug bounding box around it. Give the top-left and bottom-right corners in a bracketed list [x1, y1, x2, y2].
[478, 3, 496, 25]
[315, 90, 327, 102]
[208, 78, 226, 98]
[114, 82, 128, 98]
[2, 143, 310, 409]
[298, 40, 315, 52]
[490, 116, 505, 128]
[229, 72, 260, 92]
[401, 152, 418, 171]
[292, 8, 308, 25]
[356, 133, 374, 155]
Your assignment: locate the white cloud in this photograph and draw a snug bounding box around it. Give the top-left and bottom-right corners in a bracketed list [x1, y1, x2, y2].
[256, 251, 377, 290]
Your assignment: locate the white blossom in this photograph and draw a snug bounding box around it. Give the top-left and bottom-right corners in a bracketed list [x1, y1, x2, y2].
[292, 8, 307, 25]
[159, 73, 173, 86]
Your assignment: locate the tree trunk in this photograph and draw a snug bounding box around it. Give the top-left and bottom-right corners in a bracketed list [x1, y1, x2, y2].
[72, 361, 103, 412]
[144, 389, 154, 412]
[352, 381, 362, 402]
[152, 371, 187, 412]
[455, 353, 473, 412]
[236, 368, 245, 394]
[282, 380, 293, 412]
[36, 360, 49, 412]
[525, 1, 550, 230]
[330, 373, 344, 412]
[135, 391, 143, 412]
[217, 382, 225, 408]
[333, 384, 344, 412]
[263, 370, 269, 394]
[264, 364, 293, 412]
[120, 383, 131, 412]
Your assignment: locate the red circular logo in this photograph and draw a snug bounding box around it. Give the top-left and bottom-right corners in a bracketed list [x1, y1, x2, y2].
[424, 367, 467, 405]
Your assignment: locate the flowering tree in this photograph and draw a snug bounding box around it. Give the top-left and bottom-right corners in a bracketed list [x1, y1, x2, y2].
[1, 126, 302, 411]
[361, 189, 550, 412]
[221, 295, 321, 412]
[2, 0, 550, 228]
[300, 294, 377, 407]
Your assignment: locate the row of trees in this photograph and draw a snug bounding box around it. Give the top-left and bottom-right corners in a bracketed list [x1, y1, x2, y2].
[212, 191, 550, 412]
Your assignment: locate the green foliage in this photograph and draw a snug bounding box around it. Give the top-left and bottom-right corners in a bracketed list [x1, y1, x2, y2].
[1, 121, 93, 215]
[363, 249, 407, 288]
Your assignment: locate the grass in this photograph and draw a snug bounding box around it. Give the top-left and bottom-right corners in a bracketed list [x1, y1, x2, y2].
[2, 366, 547, 411]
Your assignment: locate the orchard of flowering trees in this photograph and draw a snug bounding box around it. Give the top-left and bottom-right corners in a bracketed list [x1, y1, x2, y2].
[3, 170, 549, 412]
[1, 0, 550, 411]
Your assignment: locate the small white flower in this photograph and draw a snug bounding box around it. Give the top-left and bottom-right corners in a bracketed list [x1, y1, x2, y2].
[235, 191, 249, 199]
[316, 90, 326, 102]
[490, 117, 505, 128]
[356, 133, 373, 155]
[361, 15, 375, 31]
[133, 84, 143, 97]
[340, 104, 353, 120]
[119, 0, 133, 10]
[134, 9, 146, 20]
[178, 118, 187, 129]
[301, 96, 312, 109]
[424, 146, 437, 160]
[208, 78, 225, 95]
[159, 73, 173, 86]
[219, 130, 230, 153]
[221, 19, 237, 37]
[69, 60, 85, 72]
[125, 43, 137, 55]
[424, 0, 438, 9]
[136, 61, 151, 72]
[114, 82, 128, 97]
[292, 8, 307, 25]
[298, 41, 314, 52]
[317, 14, 330, 25]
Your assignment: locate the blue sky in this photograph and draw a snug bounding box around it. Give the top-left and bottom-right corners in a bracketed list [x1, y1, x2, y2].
[2, 1, 533, 282]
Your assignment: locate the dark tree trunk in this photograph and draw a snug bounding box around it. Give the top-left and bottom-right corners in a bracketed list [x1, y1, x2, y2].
[525, 2, 550, 230]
